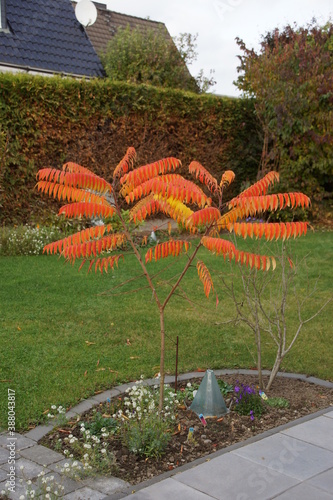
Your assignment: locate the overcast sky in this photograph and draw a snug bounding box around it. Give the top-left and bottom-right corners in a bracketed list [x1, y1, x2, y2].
[104, 0, 332, 96]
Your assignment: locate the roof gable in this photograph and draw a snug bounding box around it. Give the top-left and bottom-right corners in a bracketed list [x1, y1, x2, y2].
[0, 0, 105, 77]
[72, 1, 171, 55]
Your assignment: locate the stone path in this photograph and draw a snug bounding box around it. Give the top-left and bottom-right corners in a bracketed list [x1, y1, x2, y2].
[1, 370, 332, 499]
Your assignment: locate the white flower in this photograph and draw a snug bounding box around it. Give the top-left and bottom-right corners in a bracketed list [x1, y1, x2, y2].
[19, 496, 25, 500]
[83, 443, 91, 449]
[64, 463, 70, 468]
[187, 382, 192, 388]
[101, 448, 106, 454]
[192, 390, 198, 398]
[51, 405, 56, 410]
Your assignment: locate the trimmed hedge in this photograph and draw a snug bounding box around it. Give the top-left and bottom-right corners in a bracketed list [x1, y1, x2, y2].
[0, 73, 262, 224]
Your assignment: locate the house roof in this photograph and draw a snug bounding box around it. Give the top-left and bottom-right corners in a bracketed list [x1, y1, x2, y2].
[0, 0, 105, 77]
[72, 1, 171, 55]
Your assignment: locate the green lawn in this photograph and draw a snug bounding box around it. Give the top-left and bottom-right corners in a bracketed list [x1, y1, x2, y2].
[0, 230, 332, 431]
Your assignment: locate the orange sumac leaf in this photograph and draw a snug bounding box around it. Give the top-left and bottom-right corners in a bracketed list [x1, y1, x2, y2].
[82, 255, 124, 274]
[145, 240, 190, 263]
[201, 236, 237, 257]
[220, 170, 235, 188]
[229, 171, 280, 205]
[58, 202, 115, 219]
[62, 162, 95, 175]
[186, 207, 221, 232]
[189, 161, 218, 193]
[62, 233, 126, 263]
[43, 224, 114, 255]
[229, 222, 308, 241]
[37, 169, 112, 195]
[196, 260, 214, 298]
[113, 147, 137, 179]
[130, 195, 161, 223]
[120, 157, 181, 188]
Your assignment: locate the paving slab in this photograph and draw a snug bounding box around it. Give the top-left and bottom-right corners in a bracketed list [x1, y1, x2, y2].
[0, 447, 9, 465]
[0, 477, 37, 500]
[272, 481, 333, 499]
[65, 399, 100, 419]
[24, 424, 54, 441]
[0, 469, 7, 482]
[20, 444, 64, 466]
[174, 452, 299, 500]
[83, 475, 130, 495]
[44, 470, 82, 496]
[121, 477, 214, 499]
[0, 432, 36, 453]
[281, 415, 333, 452]
[232, 433, 333, 480]
[1, 457, 50, 480]
[62, 485, 107, 499]
[308, 467, 333, 495]
[324, 409, 333, 419]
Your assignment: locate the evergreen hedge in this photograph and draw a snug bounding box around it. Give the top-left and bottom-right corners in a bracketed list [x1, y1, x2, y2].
[0, 73, 262, 224]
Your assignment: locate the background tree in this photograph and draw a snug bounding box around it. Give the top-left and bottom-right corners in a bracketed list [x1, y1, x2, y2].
[235, 20, 333, 219]
[101, 26, 215, 93]
[36, 147, 311, 406]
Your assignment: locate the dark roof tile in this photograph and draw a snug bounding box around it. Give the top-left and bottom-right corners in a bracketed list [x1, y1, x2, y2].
[0, 0, 105, 76]
[72, 1, 171, 55]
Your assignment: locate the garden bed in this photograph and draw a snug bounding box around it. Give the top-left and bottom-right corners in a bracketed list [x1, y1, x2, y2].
[39, 373, 333, 485]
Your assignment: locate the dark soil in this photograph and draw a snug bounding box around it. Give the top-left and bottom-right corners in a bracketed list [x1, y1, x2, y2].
[40, 374, 333, 485]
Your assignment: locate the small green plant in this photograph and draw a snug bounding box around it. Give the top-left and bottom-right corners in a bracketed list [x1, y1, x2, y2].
[122, 414, 171, 458]
[114, 379, 179, 458]
[45, 404, 67, 427]
[63, 424, 116, 476]
[217, 379, 234, 396]
[177, 381, 200, 404]
[265, 397, 290, 408]
[85, 412, 119, 436]
[232, 382, 264, 419]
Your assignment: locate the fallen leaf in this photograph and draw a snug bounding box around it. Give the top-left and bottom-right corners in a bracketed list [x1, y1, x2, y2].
[130, 356, 140, 360]
[108, 369, 118, 373]
[126, 339, 131, 345]
[102, 414, 112, 418]
[84, 370, 87, 377]
[17, 326, 21, 331]
[85, 341, 95, 346]
[96, 359, 100, 367]
[96, 368, 105, 372]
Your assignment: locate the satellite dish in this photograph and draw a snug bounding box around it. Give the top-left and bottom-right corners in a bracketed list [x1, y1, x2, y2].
[75, 0, 98, 27]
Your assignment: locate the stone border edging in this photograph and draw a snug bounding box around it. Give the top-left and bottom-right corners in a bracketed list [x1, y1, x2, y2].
[23, 370, 333, 498]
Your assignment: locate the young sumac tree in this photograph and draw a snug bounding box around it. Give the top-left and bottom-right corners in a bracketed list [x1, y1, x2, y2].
[36, 147, 310, 409]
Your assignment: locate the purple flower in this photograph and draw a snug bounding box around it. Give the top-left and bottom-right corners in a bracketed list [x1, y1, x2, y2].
[235, 386, 240, 393]
[250, 410, 254, 421]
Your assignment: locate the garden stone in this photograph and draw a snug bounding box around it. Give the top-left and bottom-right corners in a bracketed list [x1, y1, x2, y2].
[83, 475, 130, 495]
[62, 486, 106, 499]
[20, 444, 64, 466]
